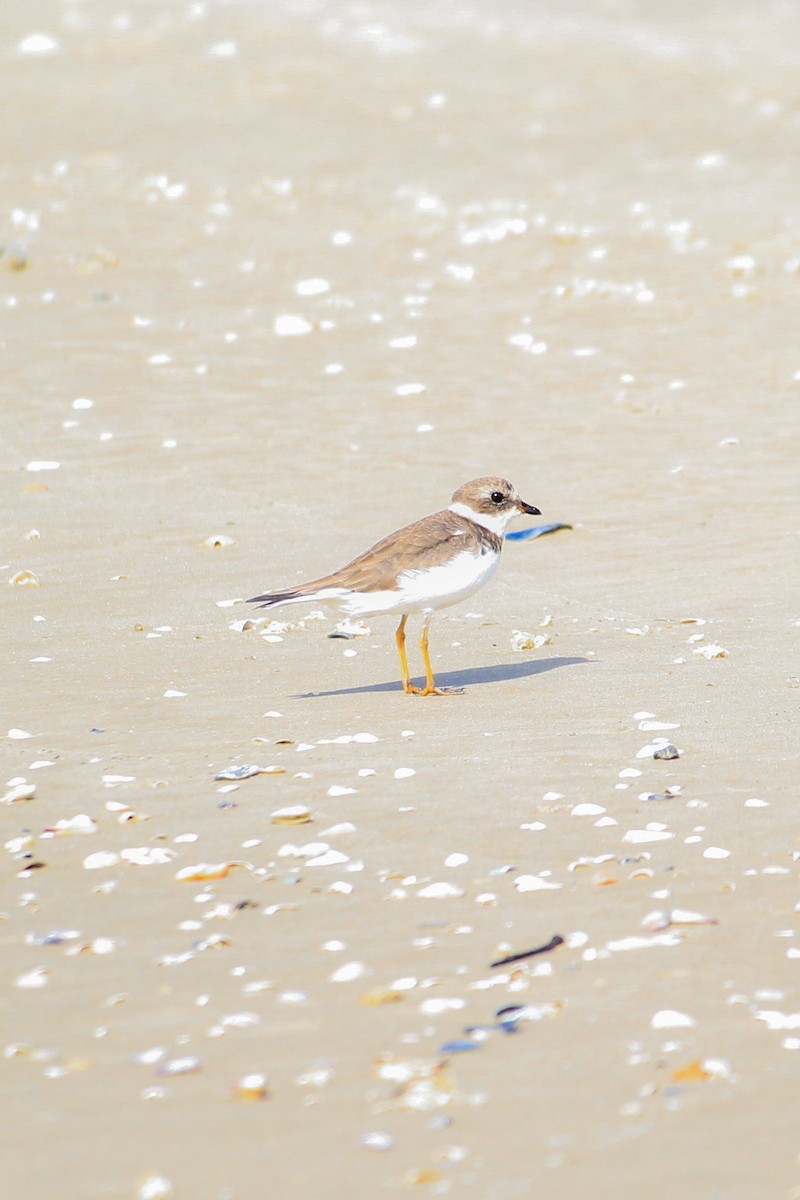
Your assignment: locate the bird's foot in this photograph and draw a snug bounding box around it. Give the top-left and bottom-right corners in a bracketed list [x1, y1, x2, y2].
[403, 682, 464, 696]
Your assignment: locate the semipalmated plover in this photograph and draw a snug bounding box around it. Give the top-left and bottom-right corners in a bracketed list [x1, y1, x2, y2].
[248, 476, 540, 695]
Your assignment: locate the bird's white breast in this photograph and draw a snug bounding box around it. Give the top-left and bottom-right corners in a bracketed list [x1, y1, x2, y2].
[394, 547, 500, 613]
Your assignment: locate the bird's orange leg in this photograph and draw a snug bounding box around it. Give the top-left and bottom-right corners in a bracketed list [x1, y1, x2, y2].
[419, 614, 464, 696]
[396, 615, 424, 694]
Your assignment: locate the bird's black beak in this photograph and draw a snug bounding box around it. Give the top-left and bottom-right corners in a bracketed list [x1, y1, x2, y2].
[516, 499, 541, 516]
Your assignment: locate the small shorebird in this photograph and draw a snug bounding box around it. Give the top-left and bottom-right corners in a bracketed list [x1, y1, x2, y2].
[248, 476, 540, 696]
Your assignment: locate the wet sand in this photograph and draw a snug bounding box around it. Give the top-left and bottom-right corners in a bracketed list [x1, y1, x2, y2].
[2, 2, 799, 1197]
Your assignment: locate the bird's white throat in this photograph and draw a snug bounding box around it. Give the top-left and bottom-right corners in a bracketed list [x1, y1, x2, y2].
[448, 501, 514, 536]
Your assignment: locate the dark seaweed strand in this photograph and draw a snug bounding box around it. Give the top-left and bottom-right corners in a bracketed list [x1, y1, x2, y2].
[489, 934, 565, 969]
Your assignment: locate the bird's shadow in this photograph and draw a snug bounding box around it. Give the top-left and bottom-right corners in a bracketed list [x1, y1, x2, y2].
[294, 655, 590, 699]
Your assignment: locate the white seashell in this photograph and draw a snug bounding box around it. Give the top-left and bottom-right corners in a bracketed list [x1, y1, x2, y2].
[274, 314, 312, 336]
[232, 1073, 268, 1100]
[7, 728, 34, 739]
[417, 882, 464, 899]
[137, 1176, 173, 1200]
[3, 783, 36, 803]
[444, 853, 468, 867]
[51, 814, 97, 835]
[622, 829, 675, 844]
[306, 849, 349, 867]
[84, 851, 120, 869]
[571, 803, 605, 816]
[8, 570, 40, 587]
[16, 966, 50, 989]
[394, 768, 415, 779]
[271, 805, 312, 826]
[121, 847, 176, 866]
[419, 998, 465, 1014]
[651, 1009, 696, 1029]
[296, 277, 330, 296]
[203, 534, 234, 548]
[693, 642, 728, 659]
[17, 33, 61, 56]
[514, 874, 562, 892]
[329, 961, 367, 983]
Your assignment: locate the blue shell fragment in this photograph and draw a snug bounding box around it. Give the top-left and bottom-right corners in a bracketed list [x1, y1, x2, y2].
[505, 522, 572, 542]
[439, 1038, 482, 1054]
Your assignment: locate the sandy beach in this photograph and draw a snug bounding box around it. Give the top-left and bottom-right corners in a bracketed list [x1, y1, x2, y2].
[2, 2, 799, 1197]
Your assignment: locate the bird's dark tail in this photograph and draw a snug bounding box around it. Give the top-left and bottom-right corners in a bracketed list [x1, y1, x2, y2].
[247, 588, 303, 609]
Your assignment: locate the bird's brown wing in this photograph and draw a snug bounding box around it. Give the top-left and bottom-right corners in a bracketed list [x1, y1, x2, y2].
[248, 510, 498, 605]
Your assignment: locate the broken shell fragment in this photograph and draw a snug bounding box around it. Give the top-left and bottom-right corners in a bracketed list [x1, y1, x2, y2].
[653, 743, 680, 760]
[175, 861, 251, 882]
[231, 1072, 269, 1100]
[157, 1055, 203, 1076]
[214, 764, 286, 780]
[271, 804, 312, 826]
[2, 783, 36, 804]
[8, 569, 40, 587]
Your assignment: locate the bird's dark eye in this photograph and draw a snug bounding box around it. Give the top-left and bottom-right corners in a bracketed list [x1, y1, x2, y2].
[490, 491, 504, 504]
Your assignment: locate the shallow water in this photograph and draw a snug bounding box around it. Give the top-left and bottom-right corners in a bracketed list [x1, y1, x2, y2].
[3, 2, 799, 1197]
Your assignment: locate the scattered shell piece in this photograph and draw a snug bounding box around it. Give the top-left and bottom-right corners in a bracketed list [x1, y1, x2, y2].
[703, 846, 730, 859]
[394, 768, 416, 779]
[623, 829, 675, 844]
[417, 882, 464, 899]
[203, 534, 235, 548]
[26, 461, 60, 472]
[2, 782, 36, 803]
[653, 744, 680, 760]
[175, 861, 250, 882]
[8, 570, 40, 587]
[271, 805, 312, 826]
[693, 642, 728, 659]
[15, 966, 50, 989]
[330, 961, 367, 983]
[670, 1059, 712, 1083]
[651, 1009, 696, 1029]
[231, 1073, 269, 1100]
[514, 875, 562, 892]
[214, 764, 285, 780]
[121, 847, 176, 866]
[510, 630, 550, 651]
[102, 774, 135, 786]
[571, 803, 605, 817]
[137, 1177, 173, 1200]
[444, 853, 468, 868]
[359, 1131, 394, 1150]
[163, 689, 187, 698]
[306, 849, 349, 867]
[361, 989, 404, 1006]
[606, 933, 682, 952]
[569, 854, 615, 871]
[636, 738, 673, 759]
[328, 785, 356, 797]
[83, 851, 120, 870]
[642, 909, 718, 931]
[157, 1056, 203, 1076]
[8, 728, 34, 740]
[330, 618, 371, 638]
[274, 314, 312, 336]
[420, 998, 465, 1015]
[47, 814, 97, 836]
